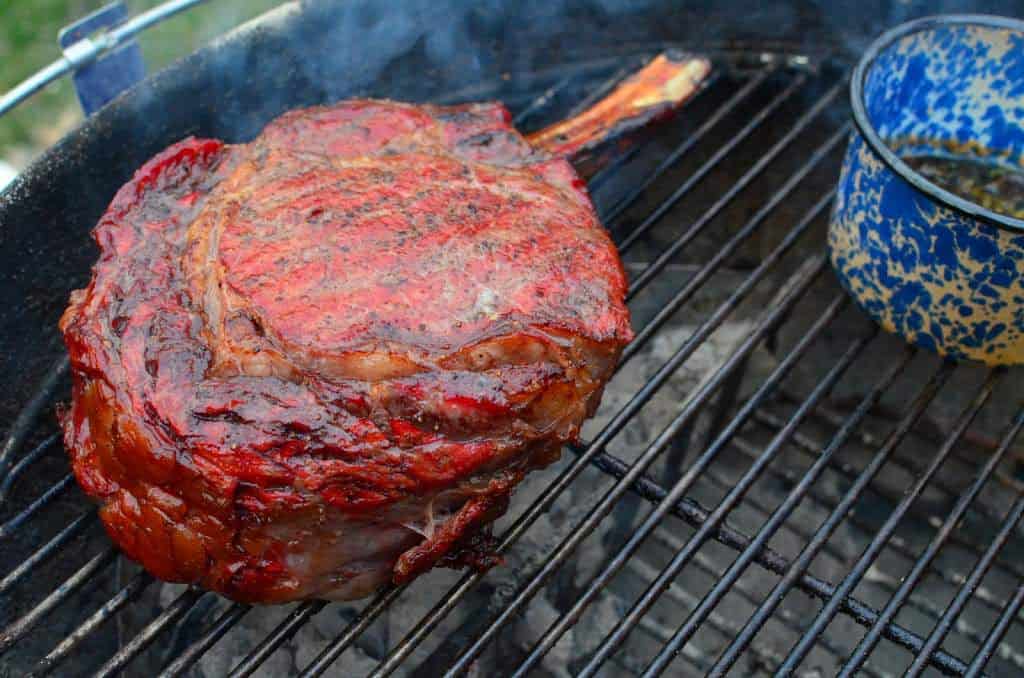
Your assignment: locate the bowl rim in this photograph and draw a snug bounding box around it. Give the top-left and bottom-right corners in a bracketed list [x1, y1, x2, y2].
[851, 13, 1024, 232]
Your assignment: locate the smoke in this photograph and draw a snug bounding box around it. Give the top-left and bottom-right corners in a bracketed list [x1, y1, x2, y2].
[106, 0, 1024, 150]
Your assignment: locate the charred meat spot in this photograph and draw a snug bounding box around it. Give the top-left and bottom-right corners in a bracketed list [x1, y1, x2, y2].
[110, 315, 129, 336]
[437, 526, 501, 572]
[462, 131, 498, 148]
[283, 420, 312, 435]
[457, 130, 527, 156]
[193, 408, 248, 425]
[143, 401, 179, 440]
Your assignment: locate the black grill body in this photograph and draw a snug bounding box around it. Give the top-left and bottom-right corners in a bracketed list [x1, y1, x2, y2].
[3, 1, 1024, 676]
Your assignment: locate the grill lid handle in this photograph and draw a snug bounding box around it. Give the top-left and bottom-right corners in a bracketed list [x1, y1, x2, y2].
[59, 1, 146, 116]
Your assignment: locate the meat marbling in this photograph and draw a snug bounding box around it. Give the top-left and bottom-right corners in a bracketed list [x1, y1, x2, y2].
[59, 55, 709, 603]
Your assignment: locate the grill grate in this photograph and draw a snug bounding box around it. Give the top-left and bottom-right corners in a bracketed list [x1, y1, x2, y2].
[2, 51, 1024, 677]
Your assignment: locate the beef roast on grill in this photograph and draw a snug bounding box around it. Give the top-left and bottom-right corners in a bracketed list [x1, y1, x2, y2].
[59, 55, 709, 603]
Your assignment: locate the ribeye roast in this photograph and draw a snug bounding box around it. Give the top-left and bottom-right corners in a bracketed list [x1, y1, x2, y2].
[59, 54, 709, 603]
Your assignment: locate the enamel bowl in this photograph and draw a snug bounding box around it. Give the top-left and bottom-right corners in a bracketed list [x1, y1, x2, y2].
[830, 14, 1024, 365]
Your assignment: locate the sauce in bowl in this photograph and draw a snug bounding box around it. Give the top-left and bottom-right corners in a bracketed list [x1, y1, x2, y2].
[903, 155, 1024, 220]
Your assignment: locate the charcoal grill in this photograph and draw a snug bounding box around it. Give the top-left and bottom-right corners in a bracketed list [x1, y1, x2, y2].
[2, 1, 1024, 676]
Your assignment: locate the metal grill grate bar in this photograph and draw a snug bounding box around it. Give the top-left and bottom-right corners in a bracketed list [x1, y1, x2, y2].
[910, 456, 1024, 676]
[783, 397, 1024, 586]
[549, 364, 990, 678]
[682, 534, 893, 676]
[586, 70, 727, 198]
[841, 405, 1024, 675]
[614, 70, 798, 259]
[626, 556, 796, 674]
[573, 378, 981, 677]
[640, 530, 889, 678]
[524, 295, 864, 678]
[619, 125, 847, 367]
[93, 588, 204, 678]
[0, 357, 68, 494]
[617, 69, 801, 257]
[299, 589, 402, 676]
[647, 536, 888, 678]
[0, 547, 116, 657]
[610, 65, 794, 255]
[0, 473, 73, 540]
[626, 77, 843, 297]
[0, 433, 59, 503]
[710, 361, 961, 675]
[792, 396, 1024, 508]
[160, 602, 251, 677]
[967, 554, 1024, 677]
[228, 601, 326, 678]
[721, 417, 1024, 674]
[511, 75, 574, 126]
[0, 512, 94, 596]
[602, 68, 770, 229]
[723, 432, 1024, 669]
[500, 121, 855, 669]
[604, 343, 915, 676]
[29, 570, 153, 677]
[775, 370, 1002, 675]
[752, 407, 1024, 616]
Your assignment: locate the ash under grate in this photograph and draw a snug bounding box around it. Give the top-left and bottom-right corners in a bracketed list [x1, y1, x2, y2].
[2, 50, 1024, 678]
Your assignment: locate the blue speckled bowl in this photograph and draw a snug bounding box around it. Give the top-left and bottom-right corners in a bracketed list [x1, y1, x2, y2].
[830, 14, 1024, 365]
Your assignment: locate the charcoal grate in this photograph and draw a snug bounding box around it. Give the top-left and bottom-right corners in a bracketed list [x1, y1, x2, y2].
[2, 44, 1024, 678]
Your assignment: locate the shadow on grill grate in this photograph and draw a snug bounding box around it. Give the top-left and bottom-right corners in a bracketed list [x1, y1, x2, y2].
[2, 50, 1024, 678]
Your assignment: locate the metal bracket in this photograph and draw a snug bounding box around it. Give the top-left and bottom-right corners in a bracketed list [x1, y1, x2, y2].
[59, 1, 145, 115]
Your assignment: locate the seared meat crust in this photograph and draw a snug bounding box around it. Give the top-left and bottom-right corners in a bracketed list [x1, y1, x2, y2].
[60, 100, 631, 603]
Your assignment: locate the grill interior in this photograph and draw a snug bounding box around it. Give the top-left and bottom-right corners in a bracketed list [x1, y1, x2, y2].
[3, 47, 1024, 678]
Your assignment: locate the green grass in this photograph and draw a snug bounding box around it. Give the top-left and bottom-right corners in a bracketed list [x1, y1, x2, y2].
[0, 0, 281, 164]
